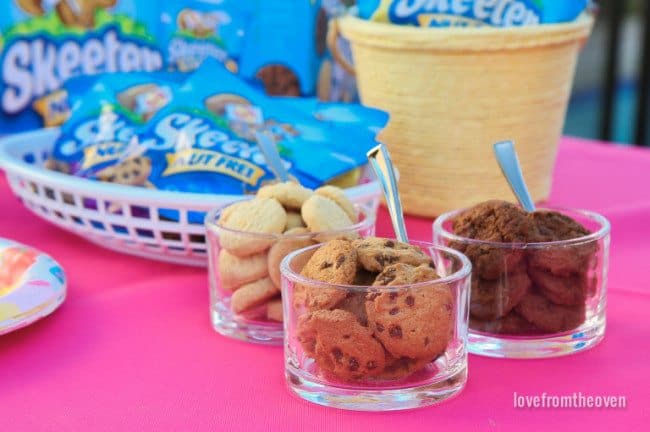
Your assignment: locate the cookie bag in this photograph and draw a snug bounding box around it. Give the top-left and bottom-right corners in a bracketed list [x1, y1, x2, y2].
[183, 59, 378, 180]
[135, 87, 356, 196]
[357, 0, 590, 27]
[49, 87, 142, 178]
[158, 0, 251, 73]
[49, 72, 180, 177]
[0, 0, 164, 133]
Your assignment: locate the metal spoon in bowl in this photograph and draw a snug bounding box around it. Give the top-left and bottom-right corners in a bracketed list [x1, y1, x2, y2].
[367, 143, 409, 243]
[256, 131, 290, 182]
[493, 140, 537, 212]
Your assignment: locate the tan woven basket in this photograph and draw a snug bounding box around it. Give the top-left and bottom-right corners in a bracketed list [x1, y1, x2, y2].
[330, 15, 594, 217]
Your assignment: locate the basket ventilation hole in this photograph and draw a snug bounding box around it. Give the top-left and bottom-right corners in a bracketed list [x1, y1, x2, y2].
[189, 234, 206, 244]
[90, 220, 105, 230]
[83, 198, 98, 210]
[188, 211, 206, 225]
[136, 229, 154, 238]
[44, 188, 56, 200]
[131, 206, 150, 219]
[158, 208, 179, 222]
[162, 232, 182, 241]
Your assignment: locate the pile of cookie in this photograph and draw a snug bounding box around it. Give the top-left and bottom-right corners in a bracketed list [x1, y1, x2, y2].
[215, 181, 360, 322]
[294, 237, 454, 382]
[450, 201, 597, 335]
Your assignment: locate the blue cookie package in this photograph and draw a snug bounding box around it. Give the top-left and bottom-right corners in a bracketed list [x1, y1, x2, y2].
[51, 72, 182, 176]
[0, 0, 164, 133]
[50, 60, 387, 204]
[358, 0, 590, 27]
[135, 59, 386, 195]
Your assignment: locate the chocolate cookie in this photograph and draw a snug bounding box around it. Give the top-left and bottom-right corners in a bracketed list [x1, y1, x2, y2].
[528, 266, 587, 306]
[353, 238, 431, 273]
[367, 266, 453, 359]
[298, 239, 357, 311]
[470, 311, 540, 335]
[515, 292, 585, 333]
[452, 200, 532, 280]
[298, 309, 386, 381]
[470, 270, 531, 320]
[527, 210, 596, 276]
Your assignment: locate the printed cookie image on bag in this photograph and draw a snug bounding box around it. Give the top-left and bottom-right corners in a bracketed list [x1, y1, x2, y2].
[46, 72, 181, 175]
[0, 0, 163, 132]
[203, 93, 298, 143]
[159, 0, 249, 73]
[237, 1, 326, 97]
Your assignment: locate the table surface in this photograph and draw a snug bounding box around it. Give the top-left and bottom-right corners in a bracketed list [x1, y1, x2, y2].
[1, 137, 649, 431]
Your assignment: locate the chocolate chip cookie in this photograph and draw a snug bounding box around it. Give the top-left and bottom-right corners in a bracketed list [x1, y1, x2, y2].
[298, 309, 386, 381]
[353, 238, 431, 273]
[378, 355, 433, 380]
[298, 239, 357, 311]
[367, 267, 453, 359]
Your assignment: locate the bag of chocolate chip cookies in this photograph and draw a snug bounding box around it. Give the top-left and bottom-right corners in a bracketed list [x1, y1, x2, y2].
[133, 63, 375, 196]
[0, 0, 163, 133]
[50, 72, 182, 177]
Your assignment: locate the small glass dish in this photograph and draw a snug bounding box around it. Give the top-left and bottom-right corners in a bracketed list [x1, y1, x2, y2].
[433, 207, 610, 359]
[205, 203, 375, 345]
[280, 241, 471, 411]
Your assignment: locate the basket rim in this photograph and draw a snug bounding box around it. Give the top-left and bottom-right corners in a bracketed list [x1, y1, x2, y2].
[0, 128, 381, 208]
[338, 12, 595, 52]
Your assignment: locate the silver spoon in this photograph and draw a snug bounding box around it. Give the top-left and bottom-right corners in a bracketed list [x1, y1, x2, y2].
[255, 131, 289, 182]
[493, 140, 536, 212]
[367, 143, 409, 243]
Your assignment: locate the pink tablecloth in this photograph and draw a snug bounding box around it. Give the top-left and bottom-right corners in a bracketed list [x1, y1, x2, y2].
[1, 137, 649, 431]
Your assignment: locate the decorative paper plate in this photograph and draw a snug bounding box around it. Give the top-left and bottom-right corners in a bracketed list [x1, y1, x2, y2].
[0, 238, 66, 336]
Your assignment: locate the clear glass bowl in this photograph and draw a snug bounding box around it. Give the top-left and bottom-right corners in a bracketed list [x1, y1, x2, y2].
[433, 207, 611, 358]
[280, 241, 471, 411]
[205, 203, 375, 345]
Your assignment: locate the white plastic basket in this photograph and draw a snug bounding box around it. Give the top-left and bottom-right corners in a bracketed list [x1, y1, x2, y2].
[0, 129, 380, 266]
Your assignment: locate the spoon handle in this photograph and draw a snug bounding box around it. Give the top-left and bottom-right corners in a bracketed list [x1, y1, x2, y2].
[256, 131, 289, 182]
[493, 140, 536, 212]
[367, 143, 409, 243]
